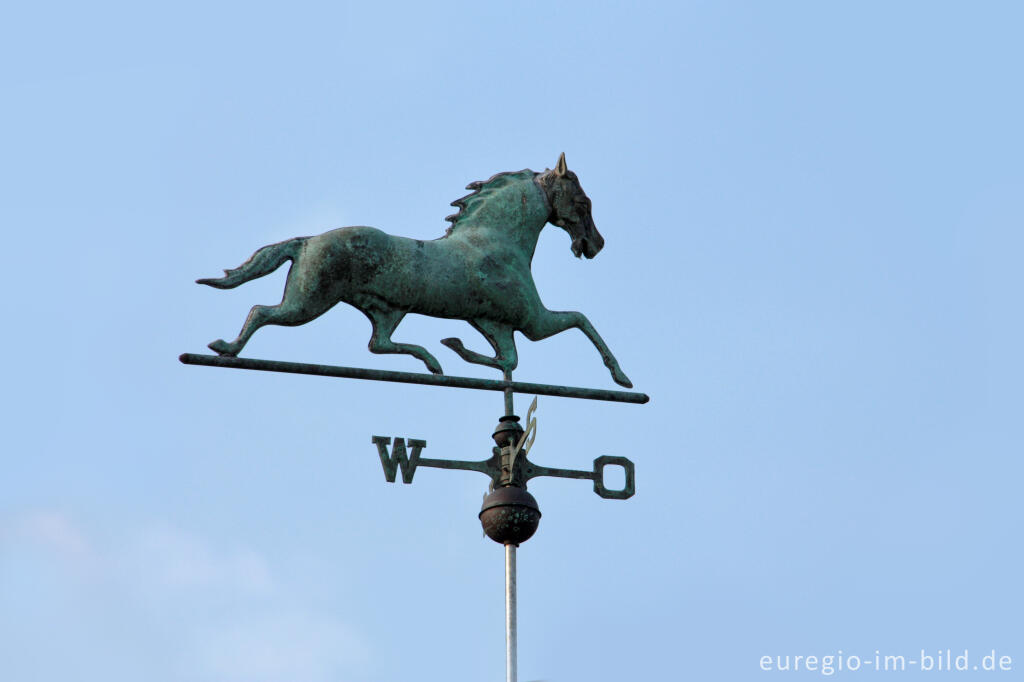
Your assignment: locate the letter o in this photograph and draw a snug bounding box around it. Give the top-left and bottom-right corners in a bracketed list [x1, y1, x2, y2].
[593, 456, 635, 499]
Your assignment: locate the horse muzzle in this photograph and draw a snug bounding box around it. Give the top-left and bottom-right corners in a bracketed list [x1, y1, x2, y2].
[577, 221, 604, 259]
[564, 214, 604, 259]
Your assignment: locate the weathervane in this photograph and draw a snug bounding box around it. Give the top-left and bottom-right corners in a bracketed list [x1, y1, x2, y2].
[180, 153, 648, 682]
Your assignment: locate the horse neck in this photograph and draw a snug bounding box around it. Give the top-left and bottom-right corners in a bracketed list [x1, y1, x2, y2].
[447, 176, 549, 261]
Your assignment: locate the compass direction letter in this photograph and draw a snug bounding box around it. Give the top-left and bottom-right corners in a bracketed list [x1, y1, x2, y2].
[372, 436, 427, 483]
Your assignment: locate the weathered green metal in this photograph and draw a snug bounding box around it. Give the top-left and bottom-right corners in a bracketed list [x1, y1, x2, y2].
[178, 353, 649, 404]
[371, 435, 635, 500]
[372, 437, 499, 483]
[194, 154, 634, 388]
[182, 156, 643, 682]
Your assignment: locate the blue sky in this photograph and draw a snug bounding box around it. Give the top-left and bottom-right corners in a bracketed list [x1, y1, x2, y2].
[1, 2, 1021, 680]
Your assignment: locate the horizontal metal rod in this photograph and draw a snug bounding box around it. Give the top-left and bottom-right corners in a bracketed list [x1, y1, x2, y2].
[179, 353, 649, 404]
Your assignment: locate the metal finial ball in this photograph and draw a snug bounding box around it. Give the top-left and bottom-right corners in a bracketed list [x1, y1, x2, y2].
[479, 486, 541, 545]
[492, 415, 523, 448]
[484, 416, 537, 543]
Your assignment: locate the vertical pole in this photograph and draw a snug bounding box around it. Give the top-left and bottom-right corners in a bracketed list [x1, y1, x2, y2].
[505, 542, 517, 682]
[502, 369, 516, 682]
[503, 370, 514, 417]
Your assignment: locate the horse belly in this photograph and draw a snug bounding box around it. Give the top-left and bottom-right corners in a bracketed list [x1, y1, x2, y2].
[297, 229, 437, 310]
[410, 245, 534, 324]
[299, 228, 530, 324]
[393, 242, 479, 317]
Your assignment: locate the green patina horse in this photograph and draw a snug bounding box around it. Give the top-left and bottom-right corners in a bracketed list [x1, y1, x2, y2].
[197, 154, 632, 388]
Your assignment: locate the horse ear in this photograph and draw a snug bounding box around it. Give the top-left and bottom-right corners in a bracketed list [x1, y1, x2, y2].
[555, 152, 567, 176]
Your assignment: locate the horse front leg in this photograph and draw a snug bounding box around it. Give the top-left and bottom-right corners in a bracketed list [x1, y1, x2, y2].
[522, 310, 632, 388]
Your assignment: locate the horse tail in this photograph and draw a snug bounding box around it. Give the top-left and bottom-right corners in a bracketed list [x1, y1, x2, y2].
[196, 236, 306, 289]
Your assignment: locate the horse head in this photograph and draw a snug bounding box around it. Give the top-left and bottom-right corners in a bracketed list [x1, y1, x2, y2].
[538, 153, 604, 259]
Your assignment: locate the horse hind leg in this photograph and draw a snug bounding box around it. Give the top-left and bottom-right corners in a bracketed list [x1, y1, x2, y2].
[208, 263, 337, 356]
[441, 320, 518, 373]
[208, 304, 277, 356]
[364, 308, 444, 375]
[197, 237, 304, 289]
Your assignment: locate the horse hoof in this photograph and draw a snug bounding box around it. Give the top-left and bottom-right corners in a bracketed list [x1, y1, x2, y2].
[208, 339, 236, 356]
[613, 370, 633, 389]
[196, 277, 230, 289]
[440, 337, 464, 351]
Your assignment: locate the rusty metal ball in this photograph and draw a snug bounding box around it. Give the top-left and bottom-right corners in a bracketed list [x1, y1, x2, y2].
[479, 486, 541, 545]
[492, 415, 523, 448]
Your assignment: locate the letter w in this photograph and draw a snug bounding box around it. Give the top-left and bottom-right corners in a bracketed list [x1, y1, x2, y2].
[372, 436, 426, 483]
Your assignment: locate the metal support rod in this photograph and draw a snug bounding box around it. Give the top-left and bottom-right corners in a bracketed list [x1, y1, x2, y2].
[505, 542, 517, 682]
[179, 353, 649, 404]
[503, 369, 514, 417]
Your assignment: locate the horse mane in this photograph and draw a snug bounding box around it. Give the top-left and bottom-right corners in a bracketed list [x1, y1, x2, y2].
[444, 169, 538, 235]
